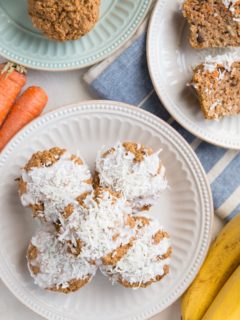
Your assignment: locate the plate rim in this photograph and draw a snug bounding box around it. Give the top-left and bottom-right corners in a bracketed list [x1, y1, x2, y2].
[146, 0, 240, 150]
[0, 0, 151, 71]
[0, 100, 213, 320]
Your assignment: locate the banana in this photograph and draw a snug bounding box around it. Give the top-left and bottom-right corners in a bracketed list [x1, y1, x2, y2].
[202, 265, 240, 320]
[181, 213, 240, 320]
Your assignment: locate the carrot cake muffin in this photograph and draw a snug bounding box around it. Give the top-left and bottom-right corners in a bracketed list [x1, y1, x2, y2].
[28, 0, 100, 41]
[61, 188, 136, 263]
[19, 147, 92, 222]
[100, 215, 172, 288]
[182, 0, 240, 48]
[27, 230, 97, 293]
[192, 54, 240, 119]
[95, 142, 168, 212]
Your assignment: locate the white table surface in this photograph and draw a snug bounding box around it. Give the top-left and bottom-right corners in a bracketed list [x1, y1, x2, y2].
[0, 68, 224, 320]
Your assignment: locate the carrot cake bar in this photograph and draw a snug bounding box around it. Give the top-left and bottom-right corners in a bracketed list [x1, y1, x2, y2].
[182, 0, 240, 48]
[192, 54, 240, 119]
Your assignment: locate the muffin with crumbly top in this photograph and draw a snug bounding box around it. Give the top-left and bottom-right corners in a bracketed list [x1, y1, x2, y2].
[19, 147, 93, 223]
[100, 215, 172, 288]
[192, 54, 240, 119]
[95, 142, 168, 212]
[28, 0, 100, 41]
[27, 230, 97, 293]
[60, 188, 136, 263]
[182, 0, 240, 48]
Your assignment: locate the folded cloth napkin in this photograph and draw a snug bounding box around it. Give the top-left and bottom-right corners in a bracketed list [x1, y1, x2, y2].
[84, 21, 240, 222]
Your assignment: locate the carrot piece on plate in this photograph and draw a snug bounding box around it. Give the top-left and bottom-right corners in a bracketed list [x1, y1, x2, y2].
[0, 62, 27, 126]
[0, 86, 48, 151]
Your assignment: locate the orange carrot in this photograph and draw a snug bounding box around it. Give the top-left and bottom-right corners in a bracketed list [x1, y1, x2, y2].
[0, 62, 27, 126]
[0, 86, 48, 151]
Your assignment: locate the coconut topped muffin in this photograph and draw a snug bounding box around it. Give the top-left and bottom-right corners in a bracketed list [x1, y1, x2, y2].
[95, 142, 168, 211]
[60, 188, 136, 263]
[19, 147, 92, 222]
[101, 215, 172, 288]
[27, 230, 97, 293]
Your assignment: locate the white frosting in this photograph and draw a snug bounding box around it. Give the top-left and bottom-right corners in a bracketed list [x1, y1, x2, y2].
[203, 53, 240, 73]
[20, 151, 92, 222]
[101, 216, 171, 287]
[96, 143, 168, 210]
[60, 190, 135, 263]
[28, 231, 97, 290]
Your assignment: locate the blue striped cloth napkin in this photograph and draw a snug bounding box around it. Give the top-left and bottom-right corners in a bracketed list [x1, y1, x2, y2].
[83, 23, 240, 222]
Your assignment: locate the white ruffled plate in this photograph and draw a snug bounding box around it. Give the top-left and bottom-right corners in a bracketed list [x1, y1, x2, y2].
[147, 0, 240, 149]
[0, 101, 213, 320]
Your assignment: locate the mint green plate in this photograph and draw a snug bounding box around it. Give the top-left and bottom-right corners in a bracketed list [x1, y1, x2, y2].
[0, 0, 151, 71]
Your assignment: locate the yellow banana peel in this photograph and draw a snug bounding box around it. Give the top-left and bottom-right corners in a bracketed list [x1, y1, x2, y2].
[181, 213, 240, 320]
[202, 265, 240, 320]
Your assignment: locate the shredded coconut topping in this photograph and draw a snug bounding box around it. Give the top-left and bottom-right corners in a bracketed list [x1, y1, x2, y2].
[96, 143, 168, 210]
[22, 146, 172, 291]
[28, 231, 97, 289]
[20, 151, 92, 222]
[203, 53, 240, 73]
[210, 99, 222, 110]
[100, 216, 171, 286]
[222, 0, 240, 21]
[60, 189, 135, 263]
